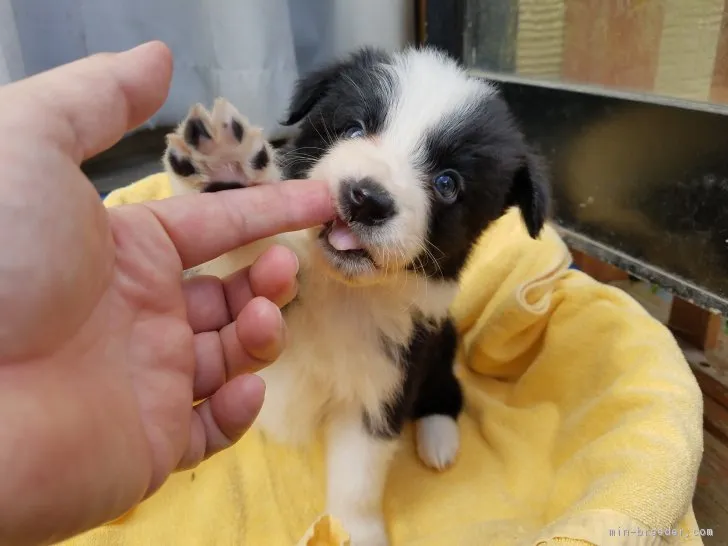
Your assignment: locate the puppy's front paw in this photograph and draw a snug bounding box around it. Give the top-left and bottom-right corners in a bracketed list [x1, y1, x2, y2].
[163, 98, 279, 193]
[415, 414, 459, 471]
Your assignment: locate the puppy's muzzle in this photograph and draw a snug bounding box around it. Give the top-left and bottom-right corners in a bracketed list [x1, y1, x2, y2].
[340, 178, 397, 226]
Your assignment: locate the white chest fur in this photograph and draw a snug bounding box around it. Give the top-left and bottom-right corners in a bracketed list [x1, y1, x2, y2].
[196, 230, 458, 445]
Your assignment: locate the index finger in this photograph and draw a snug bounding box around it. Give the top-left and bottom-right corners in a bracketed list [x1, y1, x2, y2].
[143, 179, 334, 269]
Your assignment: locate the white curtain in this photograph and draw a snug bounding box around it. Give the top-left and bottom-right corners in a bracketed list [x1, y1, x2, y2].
[0, 0, 24, 84]
[0, 0, 412, 133]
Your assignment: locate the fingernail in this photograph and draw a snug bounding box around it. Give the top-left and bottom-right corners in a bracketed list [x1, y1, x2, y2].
[293, 252, 300, 275]
[251, 307, 287, 364]
[120, 41, 154, 55]
[120, 40, 171, 60]
[241, 373, 266, 401]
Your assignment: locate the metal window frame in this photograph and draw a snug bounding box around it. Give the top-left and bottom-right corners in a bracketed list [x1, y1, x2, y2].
[420, 0, 728, 315]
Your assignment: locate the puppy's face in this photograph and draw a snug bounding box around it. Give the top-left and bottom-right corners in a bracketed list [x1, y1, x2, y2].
[282, 47, 549, 285]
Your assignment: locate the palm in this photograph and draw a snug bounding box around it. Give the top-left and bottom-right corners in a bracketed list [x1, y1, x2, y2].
[105, 206, 198, 491]
[0, 164, 194, 514]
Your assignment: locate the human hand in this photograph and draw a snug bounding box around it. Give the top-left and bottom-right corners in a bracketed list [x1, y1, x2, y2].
[0, 42, 333, 545]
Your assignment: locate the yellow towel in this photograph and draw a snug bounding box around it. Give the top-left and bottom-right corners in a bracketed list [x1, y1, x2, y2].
[68, 173, 705, 546]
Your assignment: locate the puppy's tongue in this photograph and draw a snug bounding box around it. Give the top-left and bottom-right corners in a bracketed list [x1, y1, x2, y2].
[328, 218, 364, 251]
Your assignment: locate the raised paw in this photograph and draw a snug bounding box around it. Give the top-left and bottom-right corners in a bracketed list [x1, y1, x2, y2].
[163, 98, 280, 194]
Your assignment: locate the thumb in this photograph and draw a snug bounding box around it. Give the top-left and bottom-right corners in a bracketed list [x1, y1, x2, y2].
[0, 41, 173, 164]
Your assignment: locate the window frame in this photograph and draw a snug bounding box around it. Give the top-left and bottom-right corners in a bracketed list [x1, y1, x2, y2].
[420, 0, 728, 315]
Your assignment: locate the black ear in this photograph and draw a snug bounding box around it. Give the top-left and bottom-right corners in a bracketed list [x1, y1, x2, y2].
[506, 150, 550, 239]
[280, 63, 342, 126]
[281, 47, 391, 126]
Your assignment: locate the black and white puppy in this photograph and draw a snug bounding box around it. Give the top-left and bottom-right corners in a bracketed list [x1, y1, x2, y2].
[163, 46, 548, 546]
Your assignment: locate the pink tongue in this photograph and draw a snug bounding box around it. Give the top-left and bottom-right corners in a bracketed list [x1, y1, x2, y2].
[328, 219, 364, 251]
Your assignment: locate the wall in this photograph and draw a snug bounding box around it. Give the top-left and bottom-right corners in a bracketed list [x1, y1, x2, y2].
[291, 0, 415, 75]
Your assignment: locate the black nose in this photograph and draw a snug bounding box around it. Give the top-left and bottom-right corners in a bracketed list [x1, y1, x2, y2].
[342, 178, 397, 226]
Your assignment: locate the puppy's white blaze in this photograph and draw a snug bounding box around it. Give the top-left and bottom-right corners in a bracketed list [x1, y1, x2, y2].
[416, 414, 460, 470]
[382, 48, 497, 167]
[309, 138, 429, 265]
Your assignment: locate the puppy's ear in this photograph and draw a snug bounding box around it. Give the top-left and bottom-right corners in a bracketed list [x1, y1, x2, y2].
[506, 149, 550, 239]
[280, 64, 342, 126]
[281, 47, 390, 126]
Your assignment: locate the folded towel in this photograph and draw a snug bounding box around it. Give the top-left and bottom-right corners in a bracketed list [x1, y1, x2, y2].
[65, 173, 704, 545]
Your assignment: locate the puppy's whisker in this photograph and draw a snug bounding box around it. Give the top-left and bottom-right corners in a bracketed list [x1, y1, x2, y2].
[383, 245, 391, 276]
[423, 238, 446, 261]
[417, 240, 444, 280]
[278, 157, 316, 166]
[318, 111, 336, 146]
[291, 146, 328, 153]
[311, 119, 333, 149]
[343, 73, 367, 104]
[278, 158, 318, 169]
[393, 242, 420, 314]
[415, 252, 430, 307]
[393, 245, 409, 300]
[279, 151, 321, 163]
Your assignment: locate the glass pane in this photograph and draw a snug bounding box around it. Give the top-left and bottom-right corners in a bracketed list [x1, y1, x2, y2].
[464, 0, 728, 106]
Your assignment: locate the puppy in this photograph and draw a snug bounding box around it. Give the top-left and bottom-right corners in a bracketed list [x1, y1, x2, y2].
[163, 46, 548, 545]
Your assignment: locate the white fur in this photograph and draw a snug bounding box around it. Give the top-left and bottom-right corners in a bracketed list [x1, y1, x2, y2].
[309, 138, 431, 269]
[255, 255, 457, 443]
[164, 49, 487, 545]
[325, 411, 398, 546]
[416, 415, 460, 470]
[384, 47, 496, 168]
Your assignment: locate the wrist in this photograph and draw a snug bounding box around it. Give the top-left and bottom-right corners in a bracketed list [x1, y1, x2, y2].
[0, 380, 149, 545]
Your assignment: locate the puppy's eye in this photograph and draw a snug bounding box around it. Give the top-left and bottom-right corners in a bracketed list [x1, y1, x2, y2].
[433, 171, 460, 203]
[343, 122, 366, 139]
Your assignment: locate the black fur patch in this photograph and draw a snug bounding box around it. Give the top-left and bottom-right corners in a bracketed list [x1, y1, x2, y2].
[231, 119, 244, 142]
[282, 47, 393, 126]
[167, 151, 197, 178]
[365, 316, 463, 439]
[280, 48, 394, 180]
[269, 136, 291, 149]
[410, 318, 463, 421]
[184, 118, 211, 148]
[202, 182, 243, 193]
[506, 150, 550, 238]
[412, 94, 549, 280]
[251, 147, 270, 171]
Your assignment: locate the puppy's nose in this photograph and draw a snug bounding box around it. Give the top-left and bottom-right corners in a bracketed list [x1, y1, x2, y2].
[342, 178, 397, 226]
